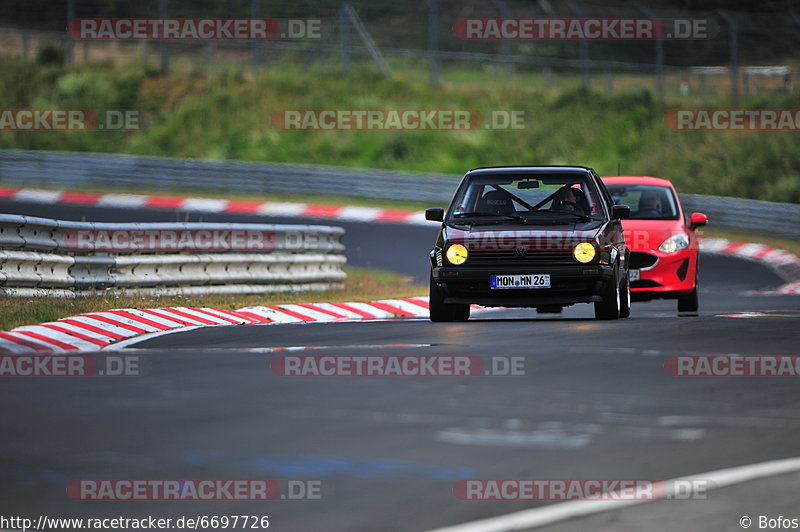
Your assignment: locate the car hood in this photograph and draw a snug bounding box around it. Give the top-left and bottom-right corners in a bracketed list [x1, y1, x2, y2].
[444, 223, 604, 251]
[621, 219, 688, 252]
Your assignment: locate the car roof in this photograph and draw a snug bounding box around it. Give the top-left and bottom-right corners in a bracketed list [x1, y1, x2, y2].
[601, 176, 675, 187]
[466, 166, 596, 175]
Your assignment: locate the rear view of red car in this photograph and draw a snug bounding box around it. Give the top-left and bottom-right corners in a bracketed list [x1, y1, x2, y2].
[602, 176, 708, 313]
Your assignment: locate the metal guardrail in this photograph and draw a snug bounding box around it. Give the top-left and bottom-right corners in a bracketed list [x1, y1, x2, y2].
[679, 194, 800, 240]
[1, 149, 799, 239]
[0, 214, 345, 253]
[0, 149, 459, 204]
[0, 213, 346, 296]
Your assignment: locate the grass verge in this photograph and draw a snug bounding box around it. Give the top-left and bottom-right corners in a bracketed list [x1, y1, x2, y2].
[2, 57, 800, 203]
[0, 266, 425, 332]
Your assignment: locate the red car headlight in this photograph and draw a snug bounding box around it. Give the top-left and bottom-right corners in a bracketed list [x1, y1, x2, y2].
[659, 233, 690, 253]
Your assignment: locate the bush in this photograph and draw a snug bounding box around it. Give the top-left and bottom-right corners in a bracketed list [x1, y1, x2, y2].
[36, 42, 65, 66]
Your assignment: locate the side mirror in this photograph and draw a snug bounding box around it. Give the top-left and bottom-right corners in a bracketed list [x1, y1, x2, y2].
[425, 208, 444, 222]
[689, 212, 708, 230]
[611, 205, 631, 220]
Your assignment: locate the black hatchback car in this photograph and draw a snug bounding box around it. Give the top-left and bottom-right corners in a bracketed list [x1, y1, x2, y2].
[426, 166, 631, 321]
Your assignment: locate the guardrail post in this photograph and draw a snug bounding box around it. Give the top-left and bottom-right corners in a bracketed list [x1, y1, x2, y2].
[251, 0, 263, 72]
[159, 0, 169, 75]
[570, 2, 591, 88]
[21, 30, 30, 59]
[140, 40, 149, 66]
[641, 7, 664, 101]
[66, 0, 75, 64]
[427, 0, 441, 85]
[743, 71, 750, 97]
[339, 3, 351, 73]
[491, 0, 512, 77]
[205, 41, 216, 68]
[717, 9, 738, 104]
[342, 3, 390, 77]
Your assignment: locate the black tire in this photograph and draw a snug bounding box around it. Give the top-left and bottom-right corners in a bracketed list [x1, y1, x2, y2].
[619, 274, 631, 319]
[594, 273, 621, 320]
[429, 272, 470, 322]
[537, 305, 564, 314]
[453, 304, 471, 321]
[678, 287, 699, 312]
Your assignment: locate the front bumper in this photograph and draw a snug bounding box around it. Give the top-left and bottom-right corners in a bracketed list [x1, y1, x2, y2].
[630, 249, 697, 300]
[432, 264, 615, 307]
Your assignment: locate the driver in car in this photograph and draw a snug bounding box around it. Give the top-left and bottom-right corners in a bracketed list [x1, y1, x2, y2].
[637, 191, 662, 217]
[553, 186, 587, 214]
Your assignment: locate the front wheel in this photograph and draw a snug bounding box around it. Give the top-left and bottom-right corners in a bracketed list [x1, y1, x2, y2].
[594, 274, 621, 320]
[429, 272, 470, 322]
[619, 275, 631, 319]
[678, 266, 699, 312]
[678, 288, 699, 312]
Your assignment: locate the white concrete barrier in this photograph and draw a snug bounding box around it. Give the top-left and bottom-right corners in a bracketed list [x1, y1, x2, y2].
[0, 215, 347, 296]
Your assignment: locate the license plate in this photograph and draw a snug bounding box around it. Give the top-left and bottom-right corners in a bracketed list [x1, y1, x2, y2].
[629, 269, 640, 282]
[490, 274, 550, 289]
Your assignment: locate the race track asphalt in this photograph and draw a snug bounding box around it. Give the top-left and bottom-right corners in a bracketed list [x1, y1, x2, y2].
[1, 199, 799, 531]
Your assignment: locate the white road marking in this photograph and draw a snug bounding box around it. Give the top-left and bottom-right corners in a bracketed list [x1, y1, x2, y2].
[427, 456, 800, 532]
[435, 427, 593, 449]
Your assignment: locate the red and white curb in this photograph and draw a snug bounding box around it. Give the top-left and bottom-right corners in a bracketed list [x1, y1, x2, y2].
[0, 297, 457, 355]
[2, 238, 798, 354]
[700, 238, 800, 294]
[0, 186, 428, 225]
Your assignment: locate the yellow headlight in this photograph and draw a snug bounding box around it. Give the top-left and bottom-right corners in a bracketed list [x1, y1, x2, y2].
[446, 244, 468, 265]
[573, 242, 596, 263]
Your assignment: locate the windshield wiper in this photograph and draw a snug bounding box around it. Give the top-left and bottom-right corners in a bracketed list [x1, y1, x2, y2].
[555, 212, 594, 222]
[534, 210, 595, 222]
[452, 212, 527, 222]
[454, 211, 506, 217]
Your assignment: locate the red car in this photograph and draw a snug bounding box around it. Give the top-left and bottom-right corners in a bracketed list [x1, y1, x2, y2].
[601, 176, 707, 312]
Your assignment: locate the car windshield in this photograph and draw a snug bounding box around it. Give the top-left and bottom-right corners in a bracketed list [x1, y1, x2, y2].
[448, 173, 605, 224]
[606, 184, 680, 220]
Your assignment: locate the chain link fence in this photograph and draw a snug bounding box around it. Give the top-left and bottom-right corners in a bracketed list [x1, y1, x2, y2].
[1, 0, 798, 100]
